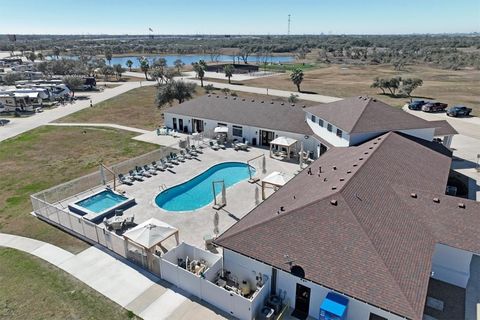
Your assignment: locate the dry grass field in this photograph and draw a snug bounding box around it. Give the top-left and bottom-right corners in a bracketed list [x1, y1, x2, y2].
[0, 126, 158, 253]
[243, 64, 480, 115]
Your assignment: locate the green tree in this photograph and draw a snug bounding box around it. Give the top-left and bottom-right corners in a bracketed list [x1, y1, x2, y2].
[101, 65, 114, 81]
[400, 78, 423, 100]
[140, 59, 150, 80]
[113, 64, 125, 80]
[290, 68, 304, 92]
[4, 72, 23, 85]
[288, 94, 299, 103]
[37, 52, 44, 61]
[192, 62, 206, 87]
[105, 49, 113, 65]
[224, 64, 234, 84]
[174, 59, 185, 73]
[63, 76, 84, 97]
[52, 47, 60, 59]
[125, 59, 133, 71]
[28, 52, 36, 62]
[156, 80, 196, 107]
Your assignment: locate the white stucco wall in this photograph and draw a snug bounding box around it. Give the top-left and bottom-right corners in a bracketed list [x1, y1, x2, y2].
[164, 112, 320, 157]
[305, 112, 350, 147]
[431, 243, 473, 288]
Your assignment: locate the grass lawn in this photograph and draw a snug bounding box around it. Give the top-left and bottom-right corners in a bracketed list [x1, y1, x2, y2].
[0, 125, 158, 253]
[243, 64, 480, 115]
[58, 86, 163, 130]
[0, 248, 138, 320]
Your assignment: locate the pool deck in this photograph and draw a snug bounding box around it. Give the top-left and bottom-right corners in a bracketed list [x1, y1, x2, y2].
[117, 146, 299, 248]
[59, 145, 300, 249]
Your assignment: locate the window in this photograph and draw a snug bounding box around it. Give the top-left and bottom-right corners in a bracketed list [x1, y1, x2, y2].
[217, 122, 227, 127]
[318, 119, 324, 127]
[369, 313, 387, 320]
[232, 125, 243, 137]
[311, 115, 316, 122]
[336, 129, 343, 138]
[327, 123, 333, 132]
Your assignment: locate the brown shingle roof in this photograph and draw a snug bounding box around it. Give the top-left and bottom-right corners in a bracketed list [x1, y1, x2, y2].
[428, 120, 459, 136]
[214, 132, 477, 320]
[305, 96, 434, 134]
[165, 95, 313, 136]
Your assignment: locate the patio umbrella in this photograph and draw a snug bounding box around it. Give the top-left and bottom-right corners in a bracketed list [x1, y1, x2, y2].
[299, 142, 304, 169]
[255, 185, 260, 205]
[262, 155, 267, 174]
[186, 135, 190, 148]
[213, 212, 219, 236]
[100, 165, 106, 185]
[221, 183, 226, 205]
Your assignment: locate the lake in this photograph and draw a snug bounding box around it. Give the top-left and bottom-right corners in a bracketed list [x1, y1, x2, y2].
[109, 54, 294, 68]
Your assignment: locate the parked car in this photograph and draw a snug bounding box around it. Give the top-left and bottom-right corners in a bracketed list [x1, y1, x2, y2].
[422, 102, 448, 113]
[0, 119, 10, 126]
[407, 100, 426, 110]
[446, 105, 472, 117]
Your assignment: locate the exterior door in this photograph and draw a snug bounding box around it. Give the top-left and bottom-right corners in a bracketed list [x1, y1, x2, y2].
[260, 130, 274, 146]
[294, 283, 311, 318]
[173, 118, 178, 130]
[178, 119, 184, 132]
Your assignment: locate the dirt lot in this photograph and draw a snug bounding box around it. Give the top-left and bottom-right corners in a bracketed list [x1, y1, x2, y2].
[0, 126, 158, 253]
[243, 64, 480, 115]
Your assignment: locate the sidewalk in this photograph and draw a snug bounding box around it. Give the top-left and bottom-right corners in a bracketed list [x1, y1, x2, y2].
[0, 232, 229, 320]
[47, 122, 150, 135]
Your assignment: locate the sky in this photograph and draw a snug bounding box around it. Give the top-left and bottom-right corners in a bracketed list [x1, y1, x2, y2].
[0, 0, 479, 35]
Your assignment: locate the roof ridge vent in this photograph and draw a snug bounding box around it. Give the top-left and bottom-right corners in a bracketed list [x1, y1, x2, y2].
[224, 96, 228, 99]
[233, 97, 237, 100]
[410, 193, 417, 198]
[270, 101, 274, 104]
[331, 186, 337, 190]
[433, 197, 440, 203]
[359, 157, 364, 161]
[346, 170, 351, 174]
[291, 104, 295, 107]
[207, 94, 211, 97]
[216, 95, 220, 98]
[458, 203, 466, 209]
[251, 99, 255, 102]
[353, 164, 357, 167]
[339, 178, 345, 181]
[281, 102, 284, 105]
[332, 166, 337, 171]
[242, 98, 245, 101]
[330, 199, 338, 206]
[261, 101, 264, 103]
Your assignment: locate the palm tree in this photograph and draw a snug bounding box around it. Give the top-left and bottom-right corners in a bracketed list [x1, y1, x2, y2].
[125, 59, 133, 71]
[192, 62, 205, 87]
[224, 64, 234, 84]
[290, 68, 304, 92]
[140, 59, 150, 80]
[105, 50, 113, 65]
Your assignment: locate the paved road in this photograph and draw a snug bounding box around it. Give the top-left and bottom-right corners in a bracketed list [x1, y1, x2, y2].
[125, 71, 342, 103]
[0, 232, 228, 320]
[0, 81, 154, 142]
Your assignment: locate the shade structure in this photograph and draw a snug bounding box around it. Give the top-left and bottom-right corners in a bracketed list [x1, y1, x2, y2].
[261, 171, 294, 200]
[123, 218, 179, 250]
[270, 136, 297, 147]
[269, 136, 298, 159]
[214, 126, 228, 133]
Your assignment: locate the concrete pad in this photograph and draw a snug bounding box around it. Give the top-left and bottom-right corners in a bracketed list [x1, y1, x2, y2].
[59, 246, 156, 307]
[139, 289, 191, 320]
[30, 243, 74, 265]
[125, 282, 172, 314]
[167, 296, 232, 320]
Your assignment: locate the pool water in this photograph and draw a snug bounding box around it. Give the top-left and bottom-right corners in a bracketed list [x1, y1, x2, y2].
[155, 162, 254, 211]
[76, 190, 128, 213]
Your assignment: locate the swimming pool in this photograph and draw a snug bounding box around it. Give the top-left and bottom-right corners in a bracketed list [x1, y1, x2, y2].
[155, 162, 254, 212]
[69, 189, 135, 221]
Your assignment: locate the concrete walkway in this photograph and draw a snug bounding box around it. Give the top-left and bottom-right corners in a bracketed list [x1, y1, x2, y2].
[0, 81, 155, 142]
[46, 122, 150, 135]
[0, 232, 228, 320]
[125, 71, 341, 103]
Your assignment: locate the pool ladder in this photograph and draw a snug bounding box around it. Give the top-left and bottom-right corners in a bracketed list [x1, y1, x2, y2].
[159, 184, 167, 191]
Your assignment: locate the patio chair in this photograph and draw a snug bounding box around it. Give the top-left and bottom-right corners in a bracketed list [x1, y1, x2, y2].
[166, 155, 179, 166]
[191, 145, 203, 154]
[136, 166, 152, 178]
[158, 160, 169, 170]
[152, 161, 165, 171]
[118, 174, 134, 185]
[209, 141, 220, 151]
[129, 170, 144, 181]
[175, 152, 185, 162]
[123, 214, 135, 227]
[162, 158, 174, 168]
[216, 140, 226, 150]
[180, 150, 192, 159]
[144, 164, 158, 175]
[186, 147, 198, 157]
[170, 152, 182, 164]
